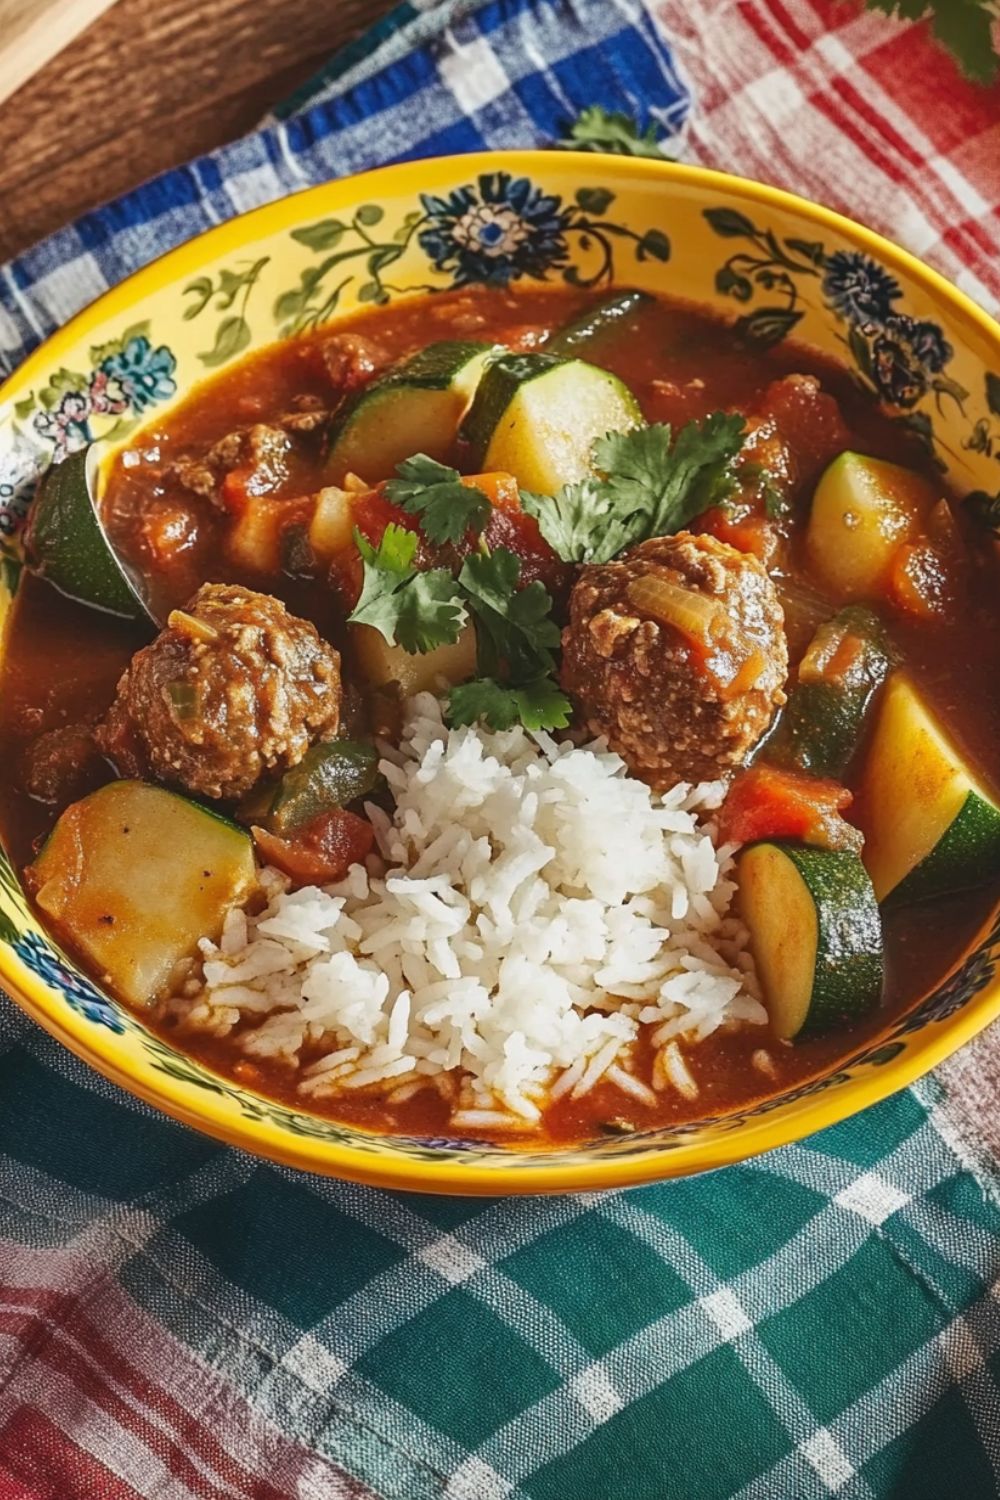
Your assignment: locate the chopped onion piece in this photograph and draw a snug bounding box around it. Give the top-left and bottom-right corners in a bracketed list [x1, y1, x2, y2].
[626, 576, 724, 647]
[167, 609, 219, 643]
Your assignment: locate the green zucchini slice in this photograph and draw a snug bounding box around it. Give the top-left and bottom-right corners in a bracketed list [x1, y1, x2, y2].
[268, 739, 379, 836]
[327, 341, 493, 484]
[860, 673, 1000, 904]
[460, 351, 642, 495]
[28, 780, 257, 1007]
[806, 451, 935, 600]
[548, 289, 655, 358]
[783, 606, 893, 778]
[739, 840, 883, 1039]
[26, 445, 156, 623]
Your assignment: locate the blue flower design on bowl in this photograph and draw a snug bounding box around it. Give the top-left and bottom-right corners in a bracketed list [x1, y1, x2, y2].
[419, 172, 574, 286]
[14, 931, 126, 1033]
[870, 313, 953, 409]
[821, 249, 901, 326]
[101, 335, 177, 413]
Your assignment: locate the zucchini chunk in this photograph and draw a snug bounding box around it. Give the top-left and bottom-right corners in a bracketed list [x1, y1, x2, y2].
[548, 289, 655, 358]
[26, 446, 155, 623]
[27, 781, 257, 1007]
[328, 342, 492, 484]
[738, 840, 883, 1039]
[349, 620, 478, 696]
[783, 606, 893, 778]
[269, 740, 379, 836]
[806, 452, 937, 600]
[460, 351, 642, 495]
[860, 674, 1000, 904]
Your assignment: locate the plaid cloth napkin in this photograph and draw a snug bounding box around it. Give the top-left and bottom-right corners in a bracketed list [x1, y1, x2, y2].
[3, 3, 1000, 1496]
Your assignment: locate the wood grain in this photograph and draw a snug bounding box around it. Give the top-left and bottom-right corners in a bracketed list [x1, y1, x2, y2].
[0, 0, 117, 108]
[0, 0, 396, 261]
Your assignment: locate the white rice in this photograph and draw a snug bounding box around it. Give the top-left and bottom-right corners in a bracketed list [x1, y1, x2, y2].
[167, 693, 766, 1128]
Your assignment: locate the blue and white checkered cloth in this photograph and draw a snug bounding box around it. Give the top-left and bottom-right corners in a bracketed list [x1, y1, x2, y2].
[0, 0, 690, 379]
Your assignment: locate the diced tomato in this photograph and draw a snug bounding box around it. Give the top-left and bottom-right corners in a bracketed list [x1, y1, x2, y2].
[328, 488, 421, 608]
[350, 487, 420, 549]
[252, 808, 375, 886]
[718, 764, 862, 852]
[219, 467, 253, 514]
[888, 540, 955, 621]
[756, 375, 851, 491]
[697, 505, 776, 562]
[328, 473, 570, 607]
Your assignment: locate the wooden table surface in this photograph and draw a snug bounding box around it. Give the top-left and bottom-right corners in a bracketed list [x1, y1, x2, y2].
[0, 0, 396, 262]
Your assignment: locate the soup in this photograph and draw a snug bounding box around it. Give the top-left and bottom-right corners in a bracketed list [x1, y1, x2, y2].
[2, 284, 999, 1144]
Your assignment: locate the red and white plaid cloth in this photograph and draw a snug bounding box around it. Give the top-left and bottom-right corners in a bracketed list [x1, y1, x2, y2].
[660, 0, 1000, 1156]
[659, 0, 1000, 314]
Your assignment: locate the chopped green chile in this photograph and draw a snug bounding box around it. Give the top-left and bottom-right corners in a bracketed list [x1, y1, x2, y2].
[268, 739, 380, 836]
[167, 681, 199, 720]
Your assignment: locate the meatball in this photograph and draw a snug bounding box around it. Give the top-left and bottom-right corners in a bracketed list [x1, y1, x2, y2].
[22, 723, 100, 804]
[561, 533, 788, 786]
[96, 583, 341, 800]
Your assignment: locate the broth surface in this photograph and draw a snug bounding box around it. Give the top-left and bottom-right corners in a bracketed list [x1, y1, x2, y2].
[2, 285, 998, 1143]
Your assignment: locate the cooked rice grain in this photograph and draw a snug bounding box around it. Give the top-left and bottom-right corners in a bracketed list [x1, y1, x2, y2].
[169, 694, 765, 1126]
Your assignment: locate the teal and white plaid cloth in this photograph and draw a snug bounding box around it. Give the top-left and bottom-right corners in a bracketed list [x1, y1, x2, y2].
[2, 3, 1000, 1496]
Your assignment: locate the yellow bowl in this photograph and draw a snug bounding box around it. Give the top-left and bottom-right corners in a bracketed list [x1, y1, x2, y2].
[2, 151, 999, 1194]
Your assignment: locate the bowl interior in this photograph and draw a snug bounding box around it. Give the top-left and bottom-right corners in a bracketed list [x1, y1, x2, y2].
[2, 152, 1000, 1192]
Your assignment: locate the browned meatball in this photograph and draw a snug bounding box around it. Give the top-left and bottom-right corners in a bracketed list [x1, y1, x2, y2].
[561, 533, 787, 786]
[22, 723, 100, 804]
[96, 583, 341, 800]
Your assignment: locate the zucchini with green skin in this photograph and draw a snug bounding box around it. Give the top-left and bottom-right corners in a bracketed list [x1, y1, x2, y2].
[327, 341, 493, 484]
[738, 840, 883, 1039]
[27, 780, 257, 1007]
[782, 606, 893, 778]
[806, 452, 937, 601]
[860, 673, 1000, 903]
[268, 739, 380, 836]
[460, 351, 642, 495]
[26, 446, 155, 623]
[548, 289, 655, 358]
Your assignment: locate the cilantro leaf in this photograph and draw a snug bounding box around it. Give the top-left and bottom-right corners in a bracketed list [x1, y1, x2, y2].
[396, 571, 469, 653]
[520, 476, 639, 567]
[348, 523, 467, 652]
[385, 453, 491, 546]
[597, 412, 745, 537]
[562, 106, 668, 159]
[458, 549, 561, 678]
[863, 0, 996, 85]
[521, 412, 746, 565]
[510, 676, 573, 731]
[448, 676, 572, 732]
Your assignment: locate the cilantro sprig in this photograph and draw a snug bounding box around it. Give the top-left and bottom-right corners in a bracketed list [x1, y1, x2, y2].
[347, 512, 570, 730]
[385, 454, 491, 546]
[458, 550, 561, 680]
[350, 524, 468, 654]
[520, 411, 746, 565]
[449, 676, 572, 732]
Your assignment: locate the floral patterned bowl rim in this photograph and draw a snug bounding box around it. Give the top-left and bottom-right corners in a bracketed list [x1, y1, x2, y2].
[1, 151, 1000, 1195]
